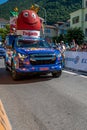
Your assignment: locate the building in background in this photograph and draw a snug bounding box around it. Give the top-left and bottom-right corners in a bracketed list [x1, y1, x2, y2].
[54, 21, 70, 36]
[44, 25, 58, 37]
[70, 0, 87, 41]
[0, 18, 9, 28]
[41, 21, 70, 40]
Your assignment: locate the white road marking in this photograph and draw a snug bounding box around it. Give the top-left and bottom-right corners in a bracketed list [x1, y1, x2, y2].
[63, 70, 87, 79]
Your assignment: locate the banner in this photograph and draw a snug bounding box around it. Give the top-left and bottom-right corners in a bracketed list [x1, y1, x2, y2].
[65, 51, 87, 72]
[17, 30, 40, 38]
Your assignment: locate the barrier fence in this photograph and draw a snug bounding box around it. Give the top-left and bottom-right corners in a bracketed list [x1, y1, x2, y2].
[0, 100, 12, 130]
[65, 51, 87, 72]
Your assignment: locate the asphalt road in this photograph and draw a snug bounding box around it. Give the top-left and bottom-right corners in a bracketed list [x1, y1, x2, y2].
[0, 58, 87, 130]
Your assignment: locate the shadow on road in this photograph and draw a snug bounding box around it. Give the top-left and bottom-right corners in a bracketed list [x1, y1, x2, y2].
[0, 68, 52, 85]
[65, 67, 87, 76]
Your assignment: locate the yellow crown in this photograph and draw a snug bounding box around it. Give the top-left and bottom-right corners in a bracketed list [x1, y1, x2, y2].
[30, 5, 39, 13]
[14, 7, 18, 12]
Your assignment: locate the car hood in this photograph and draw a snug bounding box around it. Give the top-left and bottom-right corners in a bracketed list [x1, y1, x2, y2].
[16, 47, 60, 55]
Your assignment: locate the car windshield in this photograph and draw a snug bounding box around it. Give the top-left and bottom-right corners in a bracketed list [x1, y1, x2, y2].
[16, 39, 51, 48]
[50, 43, 57, 48]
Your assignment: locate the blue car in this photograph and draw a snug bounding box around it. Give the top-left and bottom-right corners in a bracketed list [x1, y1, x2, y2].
[50, 42, 57, 49]
[0, 44, 6, 58]
[5, 35, 62, 80]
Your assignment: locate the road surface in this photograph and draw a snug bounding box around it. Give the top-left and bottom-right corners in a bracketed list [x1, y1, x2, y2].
[0, 58, 87, 130]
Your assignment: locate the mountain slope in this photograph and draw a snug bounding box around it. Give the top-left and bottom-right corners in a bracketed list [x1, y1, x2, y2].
[0, 0, 82, 24]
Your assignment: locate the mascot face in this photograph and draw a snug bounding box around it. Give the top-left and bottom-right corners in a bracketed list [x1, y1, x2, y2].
[17, 10, 41, 30]
[23, 10, 37, 24]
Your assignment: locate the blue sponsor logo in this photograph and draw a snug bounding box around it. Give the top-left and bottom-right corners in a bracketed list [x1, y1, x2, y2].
[81, 58, 87, 64]
[74, 56, 80, 64]
[65, 56, 80, 64]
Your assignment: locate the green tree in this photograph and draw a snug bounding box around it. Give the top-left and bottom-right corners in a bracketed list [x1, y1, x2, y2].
[0, 24, 10, 43]
[66, 27, 84, 45]
[52, 34, 66, 43]
[0, 0, 81, 23]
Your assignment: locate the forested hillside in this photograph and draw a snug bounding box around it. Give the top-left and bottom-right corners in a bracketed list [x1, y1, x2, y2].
[0, 0, 82, 24]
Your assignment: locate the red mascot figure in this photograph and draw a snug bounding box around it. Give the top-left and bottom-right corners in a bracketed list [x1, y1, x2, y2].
[17, 10, 41, 31]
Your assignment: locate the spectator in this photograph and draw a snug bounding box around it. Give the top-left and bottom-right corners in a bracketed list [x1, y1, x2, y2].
[59, 41, 66, 68]
[81, 43, 87, 52]
[65, 43, 70, 51]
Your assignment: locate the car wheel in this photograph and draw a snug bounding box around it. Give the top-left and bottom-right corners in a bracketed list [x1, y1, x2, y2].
[4, 58, 9, 71]
[52, 70, 62, 78]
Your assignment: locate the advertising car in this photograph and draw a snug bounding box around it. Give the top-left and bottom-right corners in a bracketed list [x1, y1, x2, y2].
[5, 35, 62, 80]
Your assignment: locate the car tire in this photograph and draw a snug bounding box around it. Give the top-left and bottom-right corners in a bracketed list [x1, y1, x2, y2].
[4, 58, 9, 71]
[52, 70, 62, 78]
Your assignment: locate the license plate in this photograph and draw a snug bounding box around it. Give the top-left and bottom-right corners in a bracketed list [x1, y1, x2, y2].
[40, 67, 49, 71]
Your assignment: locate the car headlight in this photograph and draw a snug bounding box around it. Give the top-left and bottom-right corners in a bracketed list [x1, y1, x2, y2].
[18, 53, 28, 59]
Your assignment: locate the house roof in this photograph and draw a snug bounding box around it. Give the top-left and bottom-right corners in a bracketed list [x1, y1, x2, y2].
[56, 21, 64, 25]
[0, 18, 9, 23]
[45, 25, 56, 29]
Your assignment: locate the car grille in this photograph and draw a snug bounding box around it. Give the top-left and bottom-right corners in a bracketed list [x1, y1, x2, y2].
[30, 53, 56, 65]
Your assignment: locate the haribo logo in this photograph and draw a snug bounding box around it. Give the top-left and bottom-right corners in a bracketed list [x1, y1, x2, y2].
[65, 56, 80, 64]
[74, 56, 80, 64]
